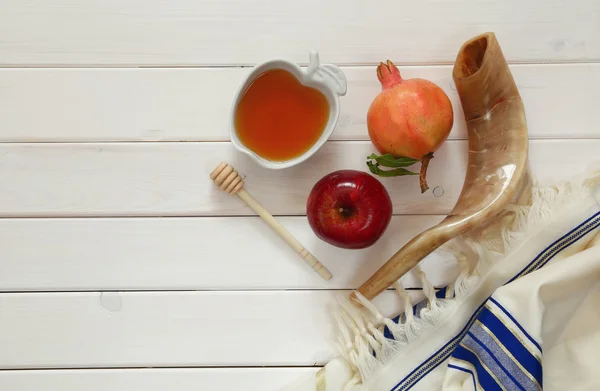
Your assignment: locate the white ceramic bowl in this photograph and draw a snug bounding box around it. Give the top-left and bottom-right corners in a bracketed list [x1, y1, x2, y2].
[229, 51, 347, 169]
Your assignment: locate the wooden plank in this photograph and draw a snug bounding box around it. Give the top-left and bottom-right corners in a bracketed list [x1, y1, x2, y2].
[0, 368, 319, 391]
[0, 140, 598, 217]
[0, 215, 458, 291]
[0, 64, 598, 142]
[0, 290, 419, 368]
[0, 0, 598, 65]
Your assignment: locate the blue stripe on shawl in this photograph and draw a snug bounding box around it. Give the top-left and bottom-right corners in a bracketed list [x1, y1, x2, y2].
[477, 306, 542, 386]
[452, 344, 504, 391]
[466, 331, 530, 391]
[413, 299, 428, 316]
[384, 314, 403, 340]
[489, 297, 542, 352]
[435, 287, 447, 299]
[508, 211, 600, 283]
[468, 323, 539, 391]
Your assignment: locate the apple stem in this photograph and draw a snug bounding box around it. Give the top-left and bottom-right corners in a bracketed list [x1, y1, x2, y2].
[419, 153, 434, 193]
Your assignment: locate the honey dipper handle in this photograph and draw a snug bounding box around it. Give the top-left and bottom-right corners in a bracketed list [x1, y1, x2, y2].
[236, 189, 332, 281]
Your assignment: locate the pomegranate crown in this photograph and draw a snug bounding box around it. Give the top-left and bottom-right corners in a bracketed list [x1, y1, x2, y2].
[376, 60, 403, 90]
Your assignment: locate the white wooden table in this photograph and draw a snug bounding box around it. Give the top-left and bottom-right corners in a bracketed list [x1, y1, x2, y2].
[1, 1, 598, 389]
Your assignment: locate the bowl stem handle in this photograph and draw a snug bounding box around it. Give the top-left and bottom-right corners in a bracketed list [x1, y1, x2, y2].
[306, 51, 347, 96]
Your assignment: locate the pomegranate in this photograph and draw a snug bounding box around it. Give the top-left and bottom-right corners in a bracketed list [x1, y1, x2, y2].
[366, 60, 453, 193]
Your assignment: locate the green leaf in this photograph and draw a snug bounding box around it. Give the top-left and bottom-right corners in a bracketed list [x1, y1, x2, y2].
[367, 161, 419, 177]
[367, 153, 419, 168]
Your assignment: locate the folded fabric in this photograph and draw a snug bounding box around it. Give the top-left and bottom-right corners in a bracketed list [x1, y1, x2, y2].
[283, 168, 600, 391]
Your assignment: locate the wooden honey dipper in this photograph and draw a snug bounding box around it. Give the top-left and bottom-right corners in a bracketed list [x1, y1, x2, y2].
[210, 162, 333, 281]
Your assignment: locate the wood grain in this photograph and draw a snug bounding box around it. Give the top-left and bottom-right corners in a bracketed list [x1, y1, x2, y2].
[1, 0, 599, 380]
[209, 162, 333, 280]
[0, 290, 420, 368]
[0, 368, 319, 391]
[1, 0, 598, 65]
[0, 215, 459, 291]
[0, 64, 598, 142]
[1, 140, 598, 217]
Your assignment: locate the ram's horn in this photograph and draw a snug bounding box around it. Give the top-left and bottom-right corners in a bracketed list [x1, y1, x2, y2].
[356, 32, 529, 300]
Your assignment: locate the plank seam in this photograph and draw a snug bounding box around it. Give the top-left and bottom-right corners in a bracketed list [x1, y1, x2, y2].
[0, 365, 324, 371]
[0, 288, 427, 294]
[1, 59, 600, 69]
[2, 138, 600, 147]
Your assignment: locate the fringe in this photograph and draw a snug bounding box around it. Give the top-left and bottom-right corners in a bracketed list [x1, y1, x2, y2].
[332, 168, 600, 390]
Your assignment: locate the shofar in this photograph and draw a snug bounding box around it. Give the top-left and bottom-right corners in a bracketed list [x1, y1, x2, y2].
[356, 32, 529, 300]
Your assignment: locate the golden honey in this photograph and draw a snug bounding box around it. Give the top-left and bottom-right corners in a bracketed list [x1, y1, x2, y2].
[234, 68, 330, 161]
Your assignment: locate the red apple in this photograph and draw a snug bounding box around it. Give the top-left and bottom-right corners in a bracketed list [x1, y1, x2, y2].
[306, 170, 393, 249]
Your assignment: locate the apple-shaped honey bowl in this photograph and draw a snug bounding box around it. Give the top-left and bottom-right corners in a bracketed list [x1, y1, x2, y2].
[229, 51, 347, 169]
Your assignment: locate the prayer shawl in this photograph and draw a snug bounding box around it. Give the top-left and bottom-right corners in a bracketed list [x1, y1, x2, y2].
[283, 168, 600, 391]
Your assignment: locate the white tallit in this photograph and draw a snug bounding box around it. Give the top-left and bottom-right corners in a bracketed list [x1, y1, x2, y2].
[283, 167, 600, 391]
